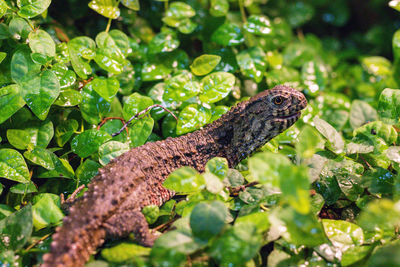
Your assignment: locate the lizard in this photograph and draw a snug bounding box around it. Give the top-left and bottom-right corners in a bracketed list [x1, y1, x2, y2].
[42, 85, 307, 267]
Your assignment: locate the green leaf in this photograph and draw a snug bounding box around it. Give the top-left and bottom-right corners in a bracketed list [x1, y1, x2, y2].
[32, 193, 64, 230]
[31, 52, 52, 65]
[163, 71, 201, 102]
[7, 120, 53, 150]
[79, 81, 112, 124]
[177, 104, 210, 135]
[153, 229, 200, 255]
[141, 58, 172, 81]
[235, 212, 270, 234]
[102, 243, 150, 263]
[129, 116, 154, 147]
[211, 23, 244, 46]
[177, 18, 197, 34]
[75, 159, 101, 185]
[162, 2, 195, 27]
[203, 172, 224, 194]
[20, 70, 60, 120]
[354, 121, 397, 146]
[209, 224, 262, 266]
[0, 250, 17, 266]
[28, 29, 56, 57]
[322, 219, 364, 247]
[350, 100, 378, 129]
[100, 119, 128, 142]
[205, 157, 228, 179]
[0, 149, 30, 183]
[0, 84, 25, 124]
[121, 0, 139, 10]
[17, 0, 51, 18]
[9, 17, 31, 39]
[358, 199, 400, 232]
[296, 125, 323, 158]
[301, 60, 329, 95]
[0, 204, 32, 250]
[122, 92, 154, 121]
[236, 47, 267, 83]
[11, 47, 59, 120]
[55, 120, 78, 147]
[386, 146, 400, 163]
[9, 182, 37, 194]
[368, 242, 400, 266]
[11, 46, 41, 84]
[52, 63, 77, 90]
[68, 37, 96, 79]
[149, 30, 180, 54]
[210, 105, 229, 122]
[0, 0, 7, 18]
[210, 0, 229, 17]
[90, 77, 119, 102]
[142, 205, 159, 224]
[163, 167, 205, 193]
[0, 205, 14, 221]
[378, 88, 400, 124]
[248, 152, 291, 187]
[363, 167, 394, 194]
[190, 201, 228, 243]
[71, 129, 112, 158]
[190, 54, 221, 76]
[98, 141, 129, 165]
[390, 0, 400, 12]
[226, 169, 244, 186]
[285, 1, 314, 27]
[283, 42, 316, 68]
[313, 117, 345, 154]
[89, 0, 120, 19]
[243, 15, 273, 35]
[280, 165, 311, 214]
[278, 207, 326, 247]
[342, 245, 372, 266]
[24, 147, 55, 170]
[199, 72, 235, 103]
[95, 47, 127, 74]
[96, 30, 130, 55]
[36, 153, 75, 179]
[266, 66, 301, 88]
[393, 29, 400, 62]
[362, 56, 392, 76]
[0, 52, 6, 64]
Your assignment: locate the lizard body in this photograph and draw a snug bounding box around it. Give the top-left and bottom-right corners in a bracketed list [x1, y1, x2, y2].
[42, 85, 307, 267]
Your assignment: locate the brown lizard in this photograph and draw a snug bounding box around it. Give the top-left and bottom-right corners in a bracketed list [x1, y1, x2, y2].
[42, 85, 307, 267]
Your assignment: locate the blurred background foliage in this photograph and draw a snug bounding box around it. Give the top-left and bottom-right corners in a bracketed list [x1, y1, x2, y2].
[2, 0, 400, 266]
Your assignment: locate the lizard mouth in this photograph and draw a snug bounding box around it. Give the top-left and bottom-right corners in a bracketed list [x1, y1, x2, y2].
[278, 112, 301, 120]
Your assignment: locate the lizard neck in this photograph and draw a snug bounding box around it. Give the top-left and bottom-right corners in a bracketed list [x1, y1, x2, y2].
[199, 100, 284, 167]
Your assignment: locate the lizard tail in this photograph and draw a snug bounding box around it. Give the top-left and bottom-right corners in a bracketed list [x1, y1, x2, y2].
[41, 156, 138, 267]
[42, 226, 106, 267]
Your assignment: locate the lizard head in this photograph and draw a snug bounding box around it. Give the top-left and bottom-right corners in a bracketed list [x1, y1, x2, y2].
[228, 85, 307, 161]
[255, 85, 307, 132]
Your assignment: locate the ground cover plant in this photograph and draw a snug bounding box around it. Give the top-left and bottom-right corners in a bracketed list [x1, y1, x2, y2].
[1, 0, 400, 266]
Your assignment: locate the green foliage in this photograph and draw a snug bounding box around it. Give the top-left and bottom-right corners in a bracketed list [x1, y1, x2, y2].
[1, 0, 400, 266]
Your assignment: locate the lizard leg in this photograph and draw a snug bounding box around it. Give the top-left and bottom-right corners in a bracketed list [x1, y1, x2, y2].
[103, 210, 156, 247]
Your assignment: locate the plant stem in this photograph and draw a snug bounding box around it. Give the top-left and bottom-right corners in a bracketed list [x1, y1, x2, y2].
[165, 0, 169, 11]
[238, 0, 247, 23]
[105, 17, 112, 33]
[25, 19, 35, 31]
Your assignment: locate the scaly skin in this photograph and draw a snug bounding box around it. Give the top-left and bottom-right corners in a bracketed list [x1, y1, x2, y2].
[42, 85, 307, 267]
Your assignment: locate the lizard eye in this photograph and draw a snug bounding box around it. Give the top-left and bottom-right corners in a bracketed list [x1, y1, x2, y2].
[273, 96, 284, 105]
